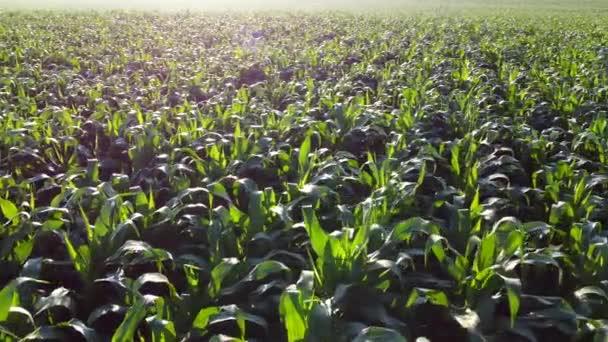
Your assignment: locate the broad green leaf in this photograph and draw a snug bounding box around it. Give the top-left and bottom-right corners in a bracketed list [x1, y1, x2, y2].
[302, 205, 328, 258]
[112, 298, 147, 342]
[13, 239, 33, 264]
[0, 281, 16, 322]
[391, 217, 438, 242]
[195, 305, 266, 338]
[298, 135, 311, 174]
[247, 190, 265, 237]
[497, 274, 521, 327]
[549, 202, 574, 225]
[79, 205, 94, 244]
[7, 305, 35, 332]
[86, 158, 100, 183]
[426, 289, 449, 307]
[107, 240, 172, 265]
[470, 190, 482, 220]
[417, 159, 427, 187]
[0, 198, 18, 221]
[506, 285, 520, 327]
[208, 182, 232, 205]
[504, 230, 523, 257]
[88, 304, 126, 328]
[451, 144, 461, 176]
[279, 287, 306, 342]
[574, 286, 608, 303]
[193, 306, 221, 330]
[64, 233, 90, 275]
[209, 258, 240, 297]
[134, 273, 176, 298]
[135, 191, 149, 213]
[58, 319, 98, 341]
[248, 260, 290, 281]
[146, 316, 177, 342]
[20, 326, 67, 340]
[573, 176, 587, 206]
[476, 233, 497, 272]
[307, 302, 331, 341]
[296, 270, 315, 298]
[507, 325, 537, 342]
[41, 219, 64, 231]
[425, 234, 446, 265]
[521, 221, 551, 235]
[0, 277, 45, 322]
[94, 199, 115, 238]
[0, 324, 21, 340]
[352, 224, 370, 251]
[352, 327, 407, 342]
[35, 287, 75, 317]
[406, 288, 448, 308]
[208, 334, 240, 342]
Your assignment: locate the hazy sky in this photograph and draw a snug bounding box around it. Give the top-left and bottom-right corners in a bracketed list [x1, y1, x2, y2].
[0, 0, 605, 11]
[0, 0, 451, 10]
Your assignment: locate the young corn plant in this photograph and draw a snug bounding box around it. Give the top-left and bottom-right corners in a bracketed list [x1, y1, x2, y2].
[301, 205, 369, 295]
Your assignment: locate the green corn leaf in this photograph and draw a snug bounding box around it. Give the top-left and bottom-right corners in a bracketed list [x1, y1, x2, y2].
[407, 288, 449, 308]
[352, 327, 407, 342]
[352, 224, 370, 252]
[134, 273, 177, 298]
[13, 239, 33, 265]
[0, 324, 21, 340]
[192, 307, 220, 330]
[298, 135, 311, 173]
[498, 274, 521, 327]
[0, 198, 18, 221]
[247, 190, 265, 237]
[0, 281, 17, 322]
[208, 334, 240, 342]
[574, 286, 608, 311]
[247, 260, 291, 281]
[0, 277, 45, 323]
[208, 182, 232, 205]
[112, 298, 147, 342]
[194, 305, 266, 338]
[63, 233, 90, 276]
[296, 270, 315, 299]
[451, 143, 461, 176]
[549, 201, 575, 225]
[79, 205, 94, 244]
[391, 217, 439, 242]
[146, 316, 177, 342]
[416, 159, 426, 187]
[302, 205, 328, 259]
[573, 176, 587, 206]
[425, 234, 446, 266]
[470, 186, 481, 216]
[94, 199, 114, 239]
[307, 302, 332, 341]
[476, 232, 497, 272]
[279, 287, 307, 342]
[504, 230, 524, 257]
[209, 258, 240, 298]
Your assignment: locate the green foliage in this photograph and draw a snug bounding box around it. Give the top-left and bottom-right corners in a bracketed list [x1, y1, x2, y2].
[0, 8, 608, 342]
